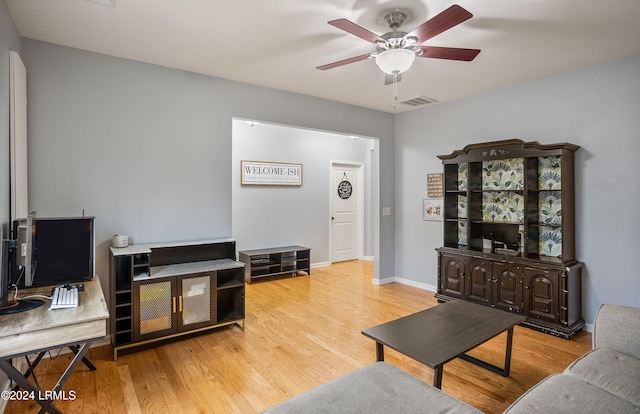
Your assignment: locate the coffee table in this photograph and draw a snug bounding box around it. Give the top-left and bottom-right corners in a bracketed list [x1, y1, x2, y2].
[361, 299, 526, 389]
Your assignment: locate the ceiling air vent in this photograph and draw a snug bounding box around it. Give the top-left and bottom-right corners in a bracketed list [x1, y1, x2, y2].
[85, 0, 117, 7]
[400, 95, 438, 107]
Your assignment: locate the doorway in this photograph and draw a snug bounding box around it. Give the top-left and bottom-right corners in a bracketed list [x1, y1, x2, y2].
[330, 162, 364, 263]
[232, 119, 378, 272]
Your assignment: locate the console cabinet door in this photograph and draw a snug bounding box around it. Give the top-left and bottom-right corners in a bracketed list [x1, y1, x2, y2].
[439, 254, 466, 299]
[178, 273, 216, 331]
[134, 278, 178, 342]
[466, 258, 492, 305]
[523, 267, 559, 324]
[492, 262, 523, 313]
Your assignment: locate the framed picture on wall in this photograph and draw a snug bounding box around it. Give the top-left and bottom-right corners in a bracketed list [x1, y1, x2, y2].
[423, 199, 443, 221]
[241, 160, 303, 186]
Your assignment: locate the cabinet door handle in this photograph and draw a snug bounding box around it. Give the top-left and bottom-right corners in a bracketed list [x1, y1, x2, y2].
[172, 297, 176, 313]
[179, 296, 183, 312]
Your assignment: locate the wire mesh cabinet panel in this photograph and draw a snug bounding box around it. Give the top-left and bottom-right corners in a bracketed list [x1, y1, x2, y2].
[134, 278, 177, 342]
[179, 274, 215, 330]
[111, 239, 245, 358]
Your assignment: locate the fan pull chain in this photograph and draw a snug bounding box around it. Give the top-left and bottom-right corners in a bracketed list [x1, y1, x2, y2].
[392, 71, 399, 111]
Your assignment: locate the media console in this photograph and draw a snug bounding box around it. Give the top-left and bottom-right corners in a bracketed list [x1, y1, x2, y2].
[109, 238, 244, 359]
[239, 245, 310, 284]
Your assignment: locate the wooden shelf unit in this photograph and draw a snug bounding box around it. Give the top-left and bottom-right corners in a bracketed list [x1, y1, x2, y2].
[109, 239, 244, 359]
[239, 245, 310, 284]
[436, 139, 583, 339]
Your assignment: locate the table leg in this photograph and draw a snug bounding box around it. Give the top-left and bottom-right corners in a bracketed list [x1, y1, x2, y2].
[375, 342, 384, 361]
[503, 326, 514, 376]
[433, 365, 444, 389]
[459, 326, 516, 377]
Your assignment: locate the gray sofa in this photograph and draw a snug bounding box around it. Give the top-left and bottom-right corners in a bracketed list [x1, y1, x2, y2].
[504, 303, 640, 413]
[264, 304, 640, 413]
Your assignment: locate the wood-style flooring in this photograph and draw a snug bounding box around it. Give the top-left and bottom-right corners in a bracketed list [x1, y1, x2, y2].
[4, 260, 591, 413]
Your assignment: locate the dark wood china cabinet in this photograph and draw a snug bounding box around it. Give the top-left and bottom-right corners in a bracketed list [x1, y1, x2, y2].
[436, 139, 583, 338]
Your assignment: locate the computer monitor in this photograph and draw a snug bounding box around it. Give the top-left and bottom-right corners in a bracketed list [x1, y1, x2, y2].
[14, 216, 96, 288]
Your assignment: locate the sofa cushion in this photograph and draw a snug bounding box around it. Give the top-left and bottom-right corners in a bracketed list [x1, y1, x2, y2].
[262, 362, 482, 414]
[503, 374, 640, 413]
[564, 347, 640, 407]
[593, 304, 640, 360]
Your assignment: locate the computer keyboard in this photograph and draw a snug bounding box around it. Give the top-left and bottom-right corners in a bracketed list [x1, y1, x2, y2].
[49, 285, 79, 310]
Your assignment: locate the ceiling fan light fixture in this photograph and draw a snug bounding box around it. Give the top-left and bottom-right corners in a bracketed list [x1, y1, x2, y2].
[375, 48, 415, 74]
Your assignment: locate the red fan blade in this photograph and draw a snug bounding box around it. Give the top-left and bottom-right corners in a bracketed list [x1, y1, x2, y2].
[328, 19, 385, 44]
[407, 5, 473, 44]
[316, 53, 372, 70]
[415, 46, 480, 61]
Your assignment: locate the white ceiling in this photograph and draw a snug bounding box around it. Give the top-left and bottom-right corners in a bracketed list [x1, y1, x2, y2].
[7, 0, 640, 113]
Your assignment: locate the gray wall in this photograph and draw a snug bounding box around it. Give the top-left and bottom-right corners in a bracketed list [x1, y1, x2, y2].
[19, 39, 395, 294]
[0, 0, 21, 236]
[232, 119, 375, 264]
[9, 2, 639, 329]
[394, 55, 640, 327]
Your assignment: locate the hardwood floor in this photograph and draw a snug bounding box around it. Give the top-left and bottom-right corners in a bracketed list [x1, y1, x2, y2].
[4, 260, 591, 413]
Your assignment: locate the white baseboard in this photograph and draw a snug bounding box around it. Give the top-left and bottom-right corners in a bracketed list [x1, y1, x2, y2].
[372, 276, 395, 285]
[311, 261, 331, 268]
[394, 277, 437, 292]
[371, 276, 437, 292]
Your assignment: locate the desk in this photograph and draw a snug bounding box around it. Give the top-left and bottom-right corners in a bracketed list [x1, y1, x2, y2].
[362, 300, 526, 389]
[0, 277, 109, 413]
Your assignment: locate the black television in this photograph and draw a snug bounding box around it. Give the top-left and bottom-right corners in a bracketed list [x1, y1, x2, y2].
[12, 215, 95, 288]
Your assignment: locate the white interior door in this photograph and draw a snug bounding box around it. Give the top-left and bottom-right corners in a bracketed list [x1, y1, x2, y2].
[330, 163, 362, 262]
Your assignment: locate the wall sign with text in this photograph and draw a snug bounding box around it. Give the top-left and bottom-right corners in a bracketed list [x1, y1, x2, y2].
[241, 160, 303, 186]
[427, 173, 444, 198]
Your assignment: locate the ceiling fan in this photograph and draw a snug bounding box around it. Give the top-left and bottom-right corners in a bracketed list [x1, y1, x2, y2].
[317, 4, 480, 84]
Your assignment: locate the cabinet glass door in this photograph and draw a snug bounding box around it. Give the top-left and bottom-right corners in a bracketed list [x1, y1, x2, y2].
[180, 274, 215, 330]
[135, 279, 176, 341]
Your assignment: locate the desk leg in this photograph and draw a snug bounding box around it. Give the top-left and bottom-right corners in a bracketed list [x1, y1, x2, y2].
[11, 352, 46, 391]
[0, 360, 62, 414]
[12, 345, 95, 392]
[0, 340, 94, 414]
[68, 344, 96, 371]
[52, 341, 93, 393]
[375, 342, 384, 362]
[433, 365, 444, 389]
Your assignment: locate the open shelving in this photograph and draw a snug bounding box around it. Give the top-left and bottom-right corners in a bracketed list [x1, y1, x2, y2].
[109, 239, 245, 359]
[239, 246, 310, 284]
[436, 139, 583, 338]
